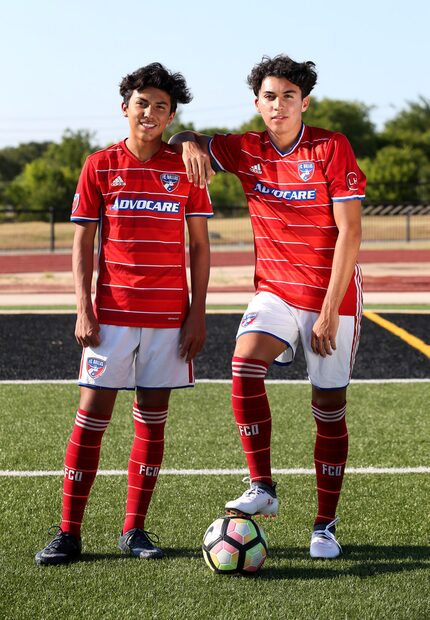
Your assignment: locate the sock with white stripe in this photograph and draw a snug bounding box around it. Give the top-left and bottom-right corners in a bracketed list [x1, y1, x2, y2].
[312, 401, 348, 525]
[122, 403, 168, 533]
[231, 356, 272, 485]
[61, 407, 111, 537]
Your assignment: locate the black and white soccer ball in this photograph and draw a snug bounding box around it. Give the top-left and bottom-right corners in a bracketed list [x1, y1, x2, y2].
[202, 516, 268, 574]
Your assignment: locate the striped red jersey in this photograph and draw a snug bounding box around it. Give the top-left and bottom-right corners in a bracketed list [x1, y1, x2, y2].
[209, 125, 366, 316]
[71, 140, 212, 328]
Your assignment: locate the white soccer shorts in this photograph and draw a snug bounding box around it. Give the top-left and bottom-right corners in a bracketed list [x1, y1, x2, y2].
[236, 292, 361, 389]
[79, 324, 194, 390]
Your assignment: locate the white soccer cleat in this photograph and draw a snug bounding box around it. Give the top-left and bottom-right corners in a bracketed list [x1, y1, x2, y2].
[310, 517, 342, 559]
[225, 481, 278, 517]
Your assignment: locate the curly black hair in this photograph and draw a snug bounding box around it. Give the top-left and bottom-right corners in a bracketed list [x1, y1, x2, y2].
[119, 62, 192, 112]
[247, 55, 317, 98]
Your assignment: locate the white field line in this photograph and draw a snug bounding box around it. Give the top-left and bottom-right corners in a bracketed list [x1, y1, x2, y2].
[0, 378, 429, 385]
[1, 467, 429, 478]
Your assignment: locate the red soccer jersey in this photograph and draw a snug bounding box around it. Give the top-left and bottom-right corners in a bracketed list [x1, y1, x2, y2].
[209, 125, 366, 316]
[71, 140, 212, 328]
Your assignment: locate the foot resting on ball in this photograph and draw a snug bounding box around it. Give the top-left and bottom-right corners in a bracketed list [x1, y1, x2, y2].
[225, 480, 278, 517]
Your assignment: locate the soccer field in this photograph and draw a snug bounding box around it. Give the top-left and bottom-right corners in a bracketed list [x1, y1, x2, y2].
[1, 382, 429, 620]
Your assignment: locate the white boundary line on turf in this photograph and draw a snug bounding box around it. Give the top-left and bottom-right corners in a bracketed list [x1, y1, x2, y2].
[0, 378, 429, 385]
[1, 467, 429, 477]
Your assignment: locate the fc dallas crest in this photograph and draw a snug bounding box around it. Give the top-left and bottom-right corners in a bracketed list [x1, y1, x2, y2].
[160, 173, 180, 192]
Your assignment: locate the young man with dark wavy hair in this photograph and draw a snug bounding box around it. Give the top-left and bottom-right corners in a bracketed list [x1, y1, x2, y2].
[171, 54, 365, 559]
[35, 63, 212, 565]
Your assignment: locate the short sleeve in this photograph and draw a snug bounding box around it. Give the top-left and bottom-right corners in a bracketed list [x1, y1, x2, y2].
[70, 156, 102, 222]
[324, 133, 366, 202]
[209, 133, 243, 174]
[185, 183, 213, 218]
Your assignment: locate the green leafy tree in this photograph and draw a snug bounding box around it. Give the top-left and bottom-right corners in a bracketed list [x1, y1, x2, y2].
[0, 141, 52, 203]
[303, 98, 378, 158]
[0, 141, 52, 182]
[381, 96, 430, 158]
[359, 145, 430, 203]
[162, 113, 195, 142]
[4, 130, 97, 220]
[239, 114, 265, 133]
[207, 173, 246, 208]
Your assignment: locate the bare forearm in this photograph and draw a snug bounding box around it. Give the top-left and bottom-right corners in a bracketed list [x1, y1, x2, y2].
[169, 132, 213, 186]
[73, 242, 94, 313]
[189, 240, 210, 312]
[168, 130, 198, 147]
[72, 223, 97, 314]
[169, 131, 211, 150]
[322, 227, 361, 313]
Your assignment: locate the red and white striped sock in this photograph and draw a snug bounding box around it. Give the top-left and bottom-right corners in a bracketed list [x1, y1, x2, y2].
[312, 401, 348, 525]
[122, 403, 168, 533]
[231, 356, 272, 485]
[61, 408, 111, 537]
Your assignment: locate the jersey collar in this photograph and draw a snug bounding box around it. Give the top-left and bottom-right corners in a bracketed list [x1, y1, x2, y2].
[267, 122, 305, 157]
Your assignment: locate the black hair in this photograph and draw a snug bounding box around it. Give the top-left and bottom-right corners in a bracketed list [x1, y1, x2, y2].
[119, 62, 192, 112]
[247, 55, 317, 98]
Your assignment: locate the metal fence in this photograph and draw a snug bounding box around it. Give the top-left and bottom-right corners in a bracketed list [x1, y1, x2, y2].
[0, 204, 429, 252]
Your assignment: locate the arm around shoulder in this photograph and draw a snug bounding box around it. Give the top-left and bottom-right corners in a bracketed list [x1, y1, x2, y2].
[168, 131, 214, 187]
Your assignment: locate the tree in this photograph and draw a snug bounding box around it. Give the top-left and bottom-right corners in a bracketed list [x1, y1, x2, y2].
[239, 115, 265, 133]
[0, 141, 52, 182]
[207, 172, 246, 207]
[4, 130, 97, 220]
[359, 145, 430, 203]
[381, 96, 430, 158]
[0, 141, 52, 203]
[162, 113, 195, 142]
[303, 98, 378, 158]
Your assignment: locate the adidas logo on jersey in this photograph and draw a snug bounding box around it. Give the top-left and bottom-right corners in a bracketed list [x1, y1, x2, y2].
[249, 164, 262, 174]
[111, 175, 126, 187]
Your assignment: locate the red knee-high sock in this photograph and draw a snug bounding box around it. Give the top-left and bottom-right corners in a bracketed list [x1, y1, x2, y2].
[312, 401, 348, 525]
[231, 356, 272, 485]
[122, 403, 168, 533]
[61, 408, 111, 537]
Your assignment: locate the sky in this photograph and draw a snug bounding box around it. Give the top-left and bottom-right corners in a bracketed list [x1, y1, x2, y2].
[1, 0, 429, 149]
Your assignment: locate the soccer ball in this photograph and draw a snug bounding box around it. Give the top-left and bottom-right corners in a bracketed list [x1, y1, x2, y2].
[202, 516, 268, 575]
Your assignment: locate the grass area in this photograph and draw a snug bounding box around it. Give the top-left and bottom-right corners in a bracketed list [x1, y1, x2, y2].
[0, 218, 429, 251]
[1, 383, 429, 620]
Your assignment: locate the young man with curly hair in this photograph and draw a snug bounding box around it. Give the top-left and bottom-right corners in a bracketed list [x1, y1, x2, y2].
[36, 63, 212, 565]
[170, 54, 365, 559]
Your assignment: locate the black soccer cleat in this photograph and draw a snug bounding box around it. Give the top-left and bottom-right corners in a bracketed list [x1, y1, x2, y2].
[118, 528, 164, 560]
[35, 527, 82, 566]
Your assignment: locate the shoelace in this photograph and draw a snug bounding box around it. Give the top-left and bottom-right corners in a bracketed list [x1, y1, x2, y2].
[241, 476, 275, 498]
[45, 525, 64, 548]
[313, 517, 341, 549]
[44, 525, 78, 551]
[244, 486, 266, 497]
[130, 529, 160, 546]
